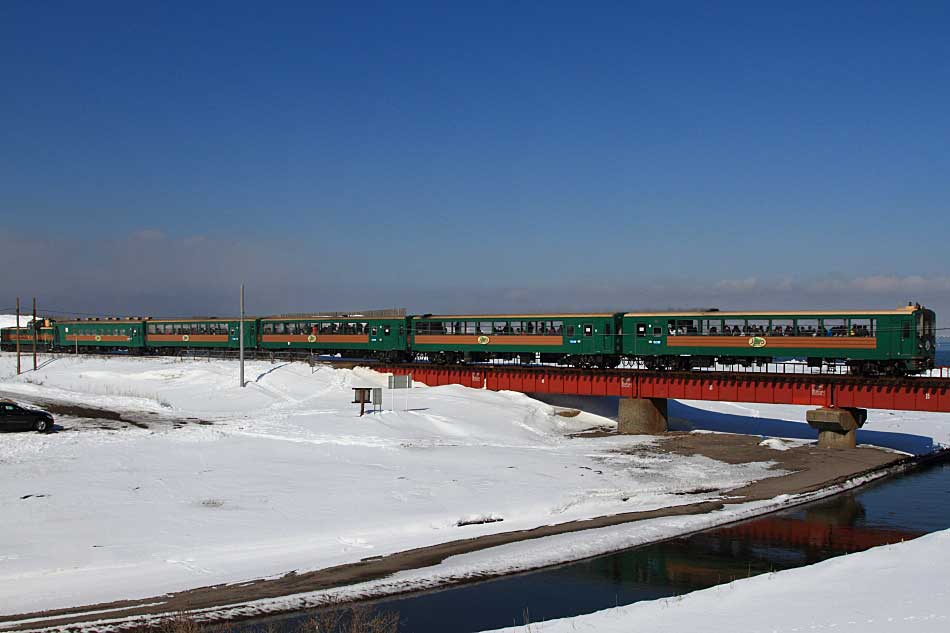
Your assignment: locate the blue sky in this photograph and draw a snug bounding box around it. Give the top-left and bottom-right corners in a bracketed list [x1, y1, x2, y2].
[1, 1, 948, 317]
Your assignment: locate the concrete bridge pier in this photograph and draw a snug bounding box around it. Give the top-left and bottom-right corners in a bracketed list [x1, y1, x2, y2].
[618, 397, 668, 435]
[805, 407, 868, 449]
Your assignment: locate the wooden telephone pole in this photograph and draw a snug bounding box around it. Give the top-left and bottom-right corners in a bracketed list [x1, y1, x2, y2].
[15, 297, 21, 375]
[32, 297, 37, 370]
[239, 283, 245, 388]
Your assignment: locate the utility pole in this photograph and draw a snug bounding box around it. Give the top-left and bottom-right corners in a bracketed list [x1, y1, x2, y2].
[239, 282, 245, 388]
[15, 297, 21, 375]
[32, 297, 37, 370]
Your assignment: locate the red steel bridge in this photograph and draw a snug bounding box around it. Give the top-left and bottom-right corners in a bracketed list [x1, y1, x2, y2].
[379, 363, 950, 413]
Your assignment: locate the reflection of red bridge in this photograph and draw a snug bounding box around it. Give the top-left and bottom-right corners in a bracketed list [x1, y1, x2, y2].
[712, 516, 925, 553]
[380, 364, 950, 412]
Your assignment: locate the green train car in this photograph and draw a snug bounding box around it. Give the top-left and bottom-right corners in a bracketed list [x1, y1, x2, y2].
[258, 316, 409, 361]
[0, 321, 55, 351]
[621, 305, 936, 374]
[145, 318, 257, 352]
[54, 319, 146, 351]
[411, 313, 622, 367]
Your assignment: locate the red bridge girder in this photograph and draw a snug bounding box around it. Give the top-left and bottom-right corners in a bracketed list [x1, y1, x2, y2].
[376, 365, 950, 413]
[711, 516, 924, 553]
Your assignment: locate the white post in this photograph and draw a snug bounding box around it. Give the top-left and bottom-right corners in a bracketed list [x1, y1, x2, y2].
[239, 283, 245, 388]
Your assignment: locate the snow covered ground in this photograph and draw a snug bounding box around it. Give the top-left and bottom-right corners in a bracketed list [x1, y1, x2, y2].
[481, 527, 950, 633]
[670, 399, 950, 455]
[0, 352, 785, 617]
[0, 314, 26, 330]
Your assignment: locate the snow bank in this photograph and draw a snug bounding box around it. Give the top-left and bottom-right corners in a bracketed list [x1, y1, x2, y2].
[0, 314, 26, 330]
[0, 353, 784, 616]
[481, 527, 950, 633]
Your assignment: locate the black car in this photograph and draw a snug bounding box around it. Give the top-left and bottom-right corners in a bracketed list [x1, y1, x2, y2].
[0, 400, 54, 433]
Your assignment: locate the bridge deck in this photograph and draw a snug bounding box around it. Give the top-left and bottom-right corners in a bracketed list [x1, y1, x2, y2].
[377, 364, 950, 413]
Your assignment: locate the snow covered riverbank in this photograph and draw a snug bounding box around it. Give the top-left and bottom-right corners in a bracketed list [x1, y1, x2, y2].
[0, 353, 785, 617]
[481, 525, 950, 633]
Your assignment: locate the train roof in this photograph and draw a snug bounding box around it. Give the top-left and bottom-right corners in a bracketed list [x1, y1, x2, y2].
[146, 317, 256, 322]
[412, 313, 617, 319]
[54, 318, 149, 324]
[259, 314, 404, 321]
[622, 306, 921, 318]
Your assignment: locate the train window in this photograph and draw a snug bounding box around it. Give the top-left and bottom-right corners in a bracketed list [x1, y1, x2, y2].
[552, 321, 563, 334]
[276, 323, 286, 334]
[566, 325, 575, 337]
[850, 318, 873, 336]
[701, 320, 722, 335]
[148, 324, 157, 334]
[464, 322, 477, 334]
[583, 324, 593, 337]
[902, 321, 911, 339]
[770, 319, 793, 336]
[747, 319, 768, 335]
[636, 324, 647, 338]
[262, 323, 273, 334]
[823, 318, 846, 336]
[493, 321, 507, 334]
[723, 319, 743, 336]
[604, 321, 611, 336]
[653, 326, 662, 336]
[795, 319, 818, 336]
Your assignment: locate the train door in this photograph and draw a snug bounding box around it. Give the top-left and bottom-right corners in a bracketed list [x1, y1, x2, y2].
[579, 323, 594, 353]
[634, 320, 662, 355]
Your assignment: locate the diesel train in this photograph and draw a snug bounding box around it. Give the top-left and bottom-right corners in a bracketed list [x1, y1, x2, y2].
[1, 304, 937, 376]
